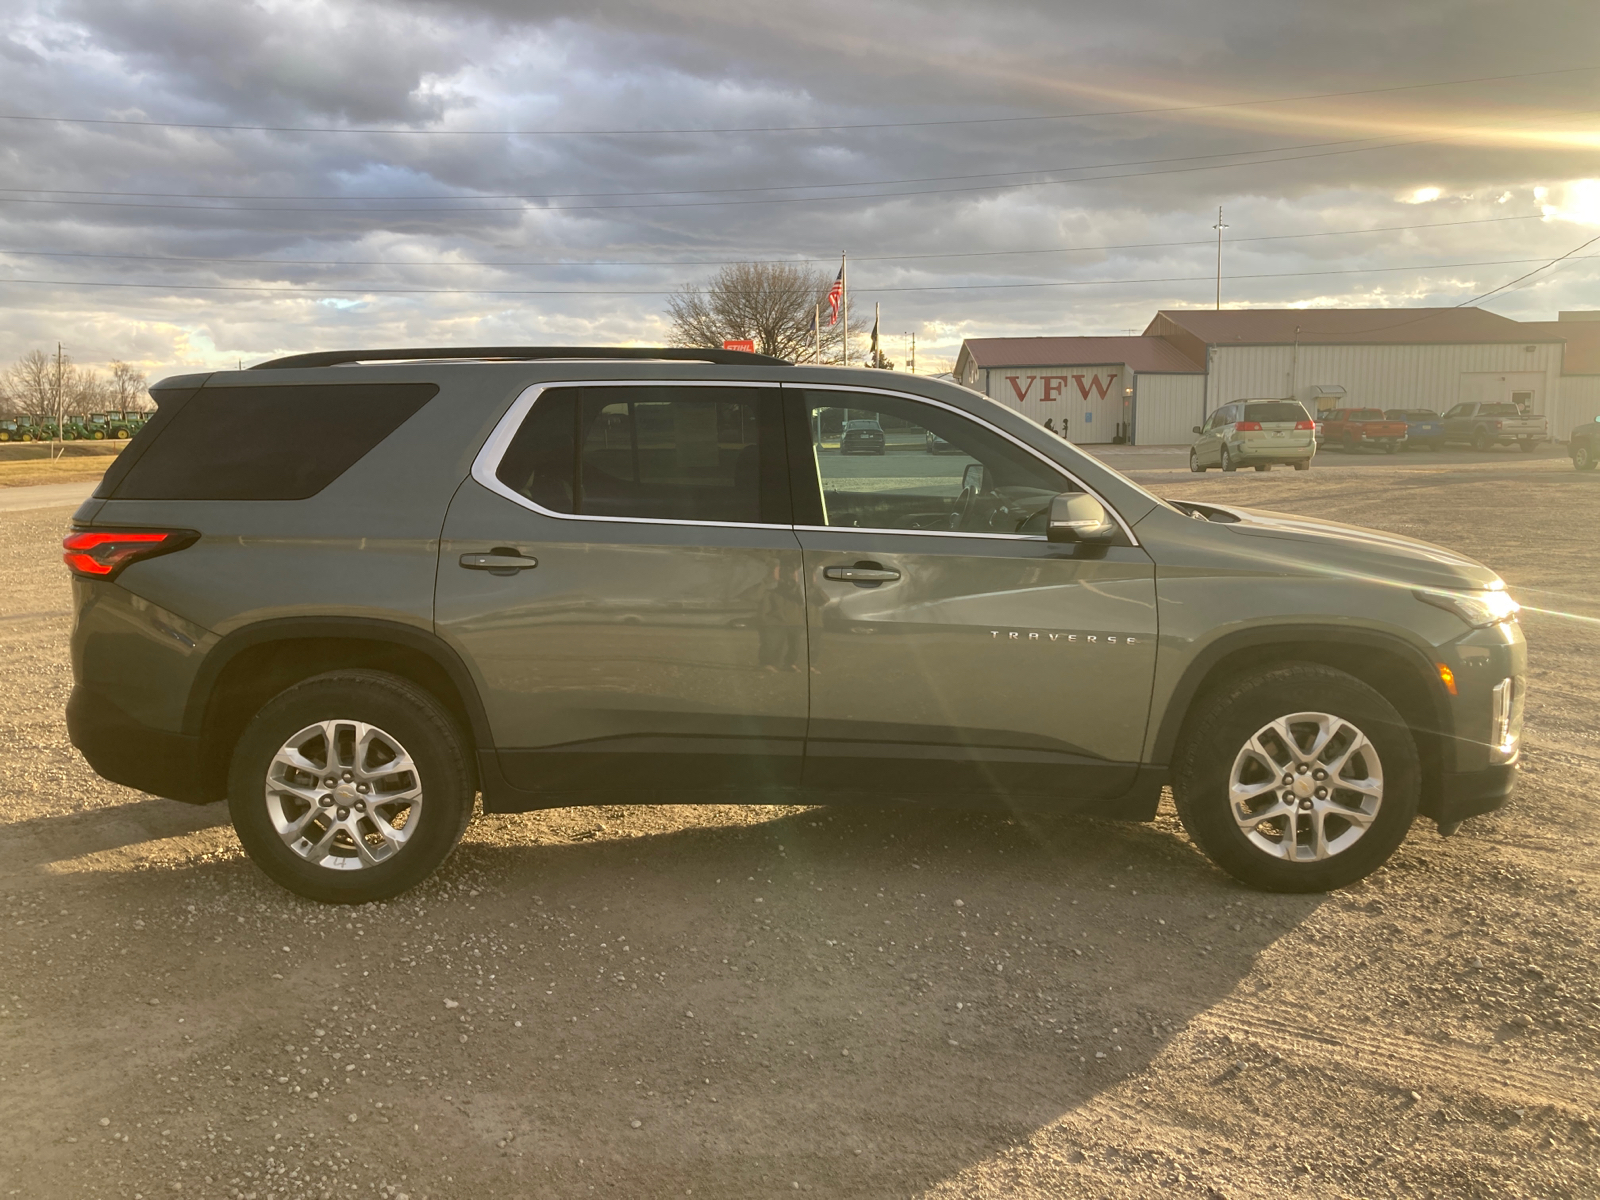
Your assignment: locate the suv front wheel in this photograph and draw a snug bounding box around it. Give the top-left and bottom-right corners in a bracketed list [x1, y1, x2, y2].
[1172, 664, 1419, 892]
[228, 670, 475, 903]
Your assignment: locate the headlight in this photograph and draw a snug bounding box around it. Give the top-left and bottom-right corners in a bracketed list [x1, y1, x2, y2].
[1415, 586, 1520, 628]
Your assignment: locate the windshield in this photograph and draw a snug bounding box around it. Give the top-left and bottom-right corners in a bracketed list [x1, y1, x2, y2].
[1242, 401, 1309, 423]
[1481, 403, 1522, 416]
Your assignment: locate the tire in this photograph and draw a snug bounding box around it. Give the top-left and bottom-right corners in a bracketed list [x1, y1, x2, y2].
[1254, 464, 1270, 472]
[115, 429, 130, 439]
[1573, 444, 1597, 471]
[227, 669, 475, 904]
[1189, 448, 1206, 473]
[1471, 429, 1492, 452]
[1220, 446, 1237, 472]
[1384, 443, 1399, 454]
[1293, 459, 1310, 471]
[1517, 439, 1536, 453]
[1171, 663, 1419, 893]
[1342, 436, 1358, 453]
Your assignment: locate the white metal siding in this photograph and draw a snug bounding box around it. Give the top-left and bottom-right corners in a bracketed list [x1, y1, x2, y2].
[985, 364, 1129, 443]
[1133, 374, 1207, 444]
[1553, 375, 1600, 438]
[1208, 343, 1563, 418]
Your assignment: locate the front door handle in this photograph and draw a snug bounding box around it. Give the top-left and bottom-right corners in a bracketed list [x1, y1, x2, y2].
[460, 550, 538, 575]
[823, 565, 900, 584]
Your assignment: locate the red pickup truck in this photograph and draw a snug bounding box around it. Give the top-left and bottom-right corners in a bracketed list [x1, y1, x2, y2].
[1322, 408, 1408, 453]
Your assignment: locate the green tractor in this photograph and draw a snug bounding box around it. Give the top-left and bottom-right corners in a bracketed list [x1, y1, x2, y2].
[0, 418, 18, 442]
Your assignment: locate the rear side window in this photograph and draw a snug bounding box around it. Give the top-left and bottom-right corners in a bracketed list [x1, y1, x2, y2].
[111, 383, 437, 500]
[1351, 409, 1385, 421]
[493, 385, 789, 525]
[1481, 403, 1521, 416]
[1242, 402, 1309, 423]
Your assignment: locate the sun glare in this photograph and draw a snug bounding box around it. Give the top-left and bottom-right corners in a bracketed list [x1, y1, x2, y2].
[1406, 187, 1442, 204]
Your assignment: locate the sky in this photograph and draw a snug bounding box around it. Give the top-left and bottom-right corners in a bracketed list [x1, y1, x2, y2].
[1, 0, 1597, 382]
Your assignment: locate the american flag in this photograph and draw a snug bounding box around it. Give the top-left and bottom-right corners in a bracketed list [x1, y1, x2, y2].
[826, 267, 843, 325]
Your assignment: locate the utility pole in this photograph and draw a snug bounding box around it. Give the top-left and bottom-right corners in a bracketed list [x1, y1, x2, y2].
[814, 303, 821, 364]
[1213, 206, 1229, 310]
[53, 342, 64, 462]
[902, 332, 916, 374]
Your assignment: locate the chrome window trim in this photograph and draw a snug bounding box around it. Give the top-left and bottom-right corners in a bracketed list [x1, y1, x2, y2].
[471, 377, 1137, 545]
[470, 379, 793, 532]
[792, 381, 1140, 546]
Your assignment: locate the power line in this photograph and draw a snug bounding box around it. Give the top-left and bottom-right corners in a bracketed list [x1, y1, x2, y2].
[0, 133, 1388, 202]
[0, 132, 1502, 214]
[0, 256, 1579, 299]
[0, 213, 1554, 271]
[0, 66, 1591, 137]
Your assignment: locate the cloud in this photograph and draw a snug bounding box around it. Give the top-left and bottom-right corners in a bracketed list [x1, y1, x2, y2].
[1, 0, 1598, 379]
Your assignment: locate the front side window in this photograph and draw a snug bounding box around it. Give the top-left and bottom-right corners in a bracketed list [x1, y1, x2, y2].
[494, 385, 788, 525]
[795, 390, 1075, 536]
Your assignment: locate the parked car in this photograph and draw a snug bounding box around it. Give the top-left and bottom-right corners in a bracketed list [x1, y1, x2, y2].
[1189, 398, 1316, 473]
[1321, 408, 1408, 453]
[1570, 415, 1600, 471]
[1385, 409, 1444, 451]
[66, 346, 1524, 903]
[840, 418, 886, 455]
[1440, 402, 1548, 452]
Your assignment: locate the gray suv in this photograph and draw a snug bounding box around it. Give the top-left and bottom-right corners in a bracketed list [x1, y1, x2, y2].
[64, 347, 1525, 903]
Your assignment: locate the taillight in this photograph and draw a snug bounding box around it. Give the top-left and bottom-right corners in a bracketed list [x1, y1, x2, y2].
[1235, 421, 1263, 431]
[63, 529, 197, 580]
[1293, 420, 1314, 430]
[1490, 420, 1502, 430]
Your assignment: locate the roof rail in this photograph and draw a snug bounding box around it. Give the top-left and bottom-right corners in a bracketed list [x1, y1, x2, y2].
[250, 346, 790, 370]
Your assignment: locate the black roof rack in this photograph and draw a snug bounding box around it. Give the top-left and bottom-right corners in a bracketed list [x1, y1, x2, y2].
[250, 346, 790, 370]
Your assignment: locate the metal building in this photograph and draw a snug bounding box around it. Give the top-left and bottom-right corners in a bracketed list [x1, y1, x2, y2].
[955, 307, 1598, 445]
[952, 335, 1203, 444]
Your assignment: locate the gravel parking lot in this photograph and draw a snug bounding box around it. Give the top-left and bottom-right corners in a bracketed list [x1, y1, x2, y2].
[1, 452, 1597, 1200]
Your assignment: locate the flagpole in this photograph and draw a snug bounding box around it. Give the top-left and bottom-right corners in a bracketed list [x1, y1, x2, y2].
[841, 252, 848, 367]
[814, 303, 820, 364]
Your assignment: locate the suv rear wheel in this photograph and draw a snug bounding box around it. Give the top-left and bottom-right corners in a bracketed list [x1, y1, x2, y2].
[227, 669, 474, 903]
[1172, 664, 1419, 892]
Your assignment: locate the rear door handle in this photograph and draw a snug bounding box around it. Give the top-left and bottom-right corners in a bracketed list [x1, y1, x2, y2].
[823, 565, 900, 583]
[460, 551, 538, 574]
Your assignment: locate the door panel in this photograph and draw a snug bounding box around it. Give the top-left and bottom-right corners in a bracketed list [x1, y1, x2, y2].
[787, 387, 1158, 798]
[436, 384, 807, 793]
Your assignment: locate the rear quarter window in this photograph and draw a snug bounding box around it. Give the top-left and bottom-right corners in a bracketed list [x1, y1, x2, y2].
[108, 383, 438, 500]
[1351, 409, 1385, 421]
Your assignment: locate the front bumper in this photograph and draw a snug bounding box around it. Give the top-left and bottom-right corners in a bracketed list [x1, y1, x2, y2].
[66, 684, 213, 803]
[1430, 758, 1519, 828]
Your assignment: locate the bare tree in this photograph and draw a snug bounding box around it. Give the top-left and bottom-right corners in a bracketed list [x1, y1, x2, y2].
[4, 349, 56, 417]
[666, 261, 868, 364]
[108, 361, 151, 412]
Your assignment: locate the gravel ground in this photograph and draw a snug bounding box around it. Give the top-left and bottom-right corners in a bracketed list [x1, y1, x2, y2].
[1, 455, 1597, 1200]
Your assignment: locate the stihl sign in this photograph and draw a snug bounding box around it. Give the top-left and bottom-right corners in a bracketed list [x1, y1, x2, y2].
[1003, 373, 1117, 403]
[722, 339, 756, 353]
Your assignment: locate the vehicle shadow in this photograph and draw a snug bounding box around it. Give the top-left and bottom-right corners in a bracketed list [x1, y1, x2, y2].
[1, 797, 1322, 1198]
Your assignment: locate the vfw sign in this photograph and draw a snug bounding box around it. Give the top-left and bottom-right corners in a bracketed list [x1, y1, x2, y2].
[995, 368, 1123, 442]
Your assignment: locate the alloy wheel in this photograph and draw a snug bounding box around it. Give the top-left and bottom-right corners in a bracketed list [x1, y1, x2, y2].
[264, 719, 423, 870]
[1228, 711, 1383, 862]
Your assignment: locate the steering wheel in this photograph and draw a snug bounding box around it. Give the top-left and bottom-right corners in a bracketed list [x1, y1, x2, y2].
[949, 485, 977, 530]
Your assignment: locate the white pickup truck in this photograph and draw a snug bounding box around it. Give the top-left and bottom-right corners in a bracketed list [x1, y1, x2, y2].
[1440, 402, 1549, 452]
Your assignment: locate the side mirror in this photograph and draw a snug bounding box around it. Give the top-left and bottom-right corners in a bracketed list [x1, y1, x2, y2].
[960, 462, 987, 494]
[1047, 492, 1117, 544]
[1192, 425, 1203, 434]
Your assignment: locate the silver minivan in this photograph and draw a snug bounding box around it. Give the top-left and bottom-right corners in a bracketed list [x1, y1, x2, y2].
[1191, 399, 1317, 473]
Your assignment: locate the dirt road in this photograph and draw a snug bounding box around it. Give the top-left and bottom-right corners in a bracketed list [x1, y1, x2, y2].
[1, 455, 1597, 1199]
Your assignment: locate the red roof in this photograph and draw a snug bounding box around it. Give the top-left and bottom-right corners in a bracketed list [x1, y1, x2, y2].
[959, 335, 1202, 373]
[1517, 321, 1600, 375]
[1146, 307, 1550, 346]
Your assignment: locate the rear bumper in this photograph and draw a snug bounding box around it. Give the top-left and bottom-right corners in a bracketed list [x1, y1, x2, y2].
[66, 685, 214, 803]
[1231, 442, 1315, 461]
